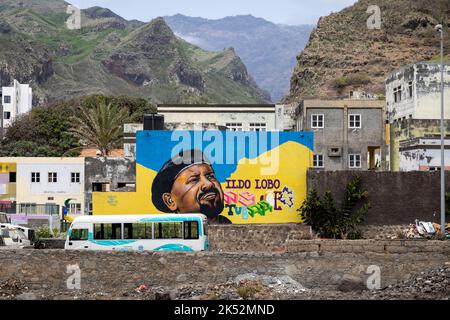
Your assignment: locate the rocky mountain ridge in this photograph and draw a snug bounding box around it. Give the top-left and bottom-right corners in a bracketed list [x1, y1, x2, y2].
[0, 0, 269, 105]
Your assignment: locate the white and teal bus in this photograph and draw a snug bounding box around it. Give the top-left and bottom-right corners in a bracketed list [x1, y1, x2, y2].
[65, 214, 208, 251]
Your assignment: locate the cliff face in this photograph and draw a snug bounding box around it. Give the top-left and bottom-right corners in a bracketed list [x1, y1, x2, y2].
[0, 0, 269, 105]
[284, 0, 450, 103]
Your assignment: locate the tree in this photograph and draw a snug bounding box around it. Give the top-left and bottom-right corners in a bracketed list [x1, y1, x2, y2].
[0, 95, 156, 157]
[68, 102, 129, 156]
[298, 176, 371, 239]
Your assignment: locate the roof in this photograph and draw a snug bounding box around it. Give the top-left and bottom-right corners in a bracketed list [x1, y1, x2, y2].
[158, 104, 276, 113]
[301, 99, 384, 109]
[73, 214, 207, 223]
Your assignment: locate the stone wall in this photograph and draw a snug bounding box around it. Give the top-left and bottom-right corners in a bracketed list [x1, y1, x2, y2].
[208, 224, 311, 252]
[307, 170, 450, 225]
[0, 241, 448, 294]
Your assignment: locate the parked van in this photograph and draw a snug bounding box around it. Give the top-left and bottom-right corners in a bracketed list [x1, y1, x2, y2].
[0, 227, 31, 249]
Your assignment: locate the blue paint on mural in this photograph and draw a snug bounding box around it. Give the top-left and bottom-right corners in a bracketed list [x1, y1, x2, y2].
[136, 131, 314, 182]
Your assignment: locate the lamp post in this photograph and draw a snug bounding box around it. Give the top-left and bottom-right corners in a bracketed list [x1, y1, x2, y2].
[436, 24, 445, 235]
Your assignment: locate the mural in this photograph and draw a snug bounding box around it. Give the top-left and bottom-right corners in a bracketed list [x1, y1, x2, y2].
[93, 131, 313, 224]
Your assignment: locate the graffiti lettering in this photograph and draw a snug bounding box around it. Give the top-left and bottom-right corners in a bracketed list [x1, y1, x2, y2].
[226, 179, 252, 189]
[224, 191, 256, 206]
[225, 204, 249, 220]
[247, 200, 273, 218]
[255, 179, 280, 189]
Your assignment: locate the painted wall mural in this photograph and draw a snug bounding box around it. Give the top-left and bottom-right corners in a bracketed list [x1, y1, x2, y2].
[93, 131, 313, 224]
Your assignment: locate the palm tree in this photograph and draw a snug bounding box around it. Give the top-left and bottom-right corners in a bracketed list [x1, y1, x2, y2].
[69, 102, 129, 156]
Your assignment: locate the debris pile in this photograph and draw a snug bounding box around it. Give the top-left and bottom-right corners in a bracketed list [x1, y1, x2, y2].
[367, 266, 450, 300]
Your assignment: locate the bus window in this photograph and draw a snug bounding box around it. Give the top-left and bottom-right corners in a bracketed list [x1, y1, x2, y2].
[154, 222, 182, 239]
[94, 223, 121, 240]
[70, 229, 88, 241]
[124, 223, 152, 239]
[184, 221, 199, 240]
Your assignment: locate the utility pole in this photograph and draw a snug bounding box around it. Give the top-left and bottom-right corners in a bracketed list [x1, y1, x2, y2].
[436, 24, 446, 236]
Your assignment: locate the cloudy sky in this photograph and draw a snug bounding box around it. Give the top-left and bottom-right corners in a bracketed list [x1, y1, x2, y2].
[68, 0, 357, 25]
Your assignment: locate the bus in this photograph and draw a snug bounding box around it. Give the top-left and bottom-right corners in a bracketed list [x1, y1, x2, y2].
[64, 214, 208, 251]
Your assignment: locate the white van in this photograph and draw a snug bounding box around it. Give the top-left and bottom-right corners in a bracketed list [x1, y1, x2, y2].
[0, 227, 31, 249]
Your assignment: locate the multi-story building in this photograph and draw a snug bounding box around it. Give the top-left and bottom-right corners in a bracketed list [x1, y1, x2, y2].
[158, 104, 297, 132]
[0, 157, 85, 217]
[123, 104, 298, 158]
[1, 80, 33, 129]
[295, 99, 387, 171]
[386, 62, 450, 171]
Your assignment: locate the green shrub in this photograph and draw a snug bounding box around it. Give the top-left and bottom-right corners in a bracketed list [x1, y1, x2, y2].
[298, 176, 371, 239]
[36, 226, 53, 239]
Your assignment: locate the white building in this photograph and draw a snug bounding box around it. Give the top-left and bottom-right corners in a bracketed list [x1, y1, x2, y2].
[123, 104, 298, 158]
[386, 62, 450, 123]
[0, 157, 85, 216]
[1, 79, 33, 128]
[399, 137, 450, 172]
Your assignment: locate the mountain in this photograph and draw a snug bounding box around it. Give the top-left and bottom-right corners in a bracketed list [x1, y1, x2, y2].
[165, 14, 314, 102]
[284, 0, 450, 102]
[0, 0, 270, 105]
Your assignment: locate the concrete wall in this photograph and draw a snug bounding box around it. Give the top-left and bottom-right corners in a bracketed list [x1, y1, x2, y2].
[307, 170, 450, 225]
[1, 242, 448, 293]
[84, 157, 136, 215]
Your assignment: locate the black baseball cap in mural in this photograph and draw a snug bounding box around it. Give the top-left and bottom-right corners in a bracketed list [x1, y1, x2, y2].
[151, 149, 212, 213]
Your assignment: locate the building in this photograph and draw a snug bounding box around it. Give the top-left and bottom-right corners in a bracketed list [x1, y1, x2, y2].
[84, 157, 136, 215]
[386, 62, 450, 171]
[295, 99, 387, 171]
[0, 157, 85, 218]
[123, 104, 298, 158]
[399, 136, 450, 171]
[158, 104, 296, 132]
[1, 80, 33, 129]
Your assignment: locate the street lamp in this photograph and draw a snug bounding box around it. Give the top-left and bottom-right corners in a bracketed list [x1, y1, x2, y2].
[435, 23, 445, 236]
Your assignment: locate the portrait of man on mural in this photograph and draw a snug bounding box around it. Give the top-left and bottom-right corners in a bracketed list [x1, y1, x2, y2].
[151, 149, 231, 224]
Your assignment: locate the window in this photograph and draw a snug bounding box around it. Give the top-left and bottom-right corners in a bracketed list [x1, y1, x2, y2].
[124, 223, 153, 240]
[70, 229, 89, 241]
[69, 203, 81, 215]
[249, 123, 267, 132]
[9, 172, 16, 183]
[31, 172, 40, 183]
[154, 222, 182, 239]
[408, 81, 413, 98]
[71, 172, 80, 183]
[184, 221, 199, 240]
[311, 114, 324, 129]
[349, 154, 361, 168]
[3, 96, 11, 104]
[226, 123, 243, 131]
[92, 182, 110, 192]
[313, 154, 324, 168]
[94, 223, 122, 240]
[3, 112, 11, 120]
[394, 86, 402, 103]
[48, 172, 57, 183]
[349, 114, 361, 129]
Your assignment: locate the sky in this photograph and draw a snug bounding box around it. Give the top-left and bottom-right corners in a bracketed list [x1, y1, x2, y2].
[68, 0, 357, 25]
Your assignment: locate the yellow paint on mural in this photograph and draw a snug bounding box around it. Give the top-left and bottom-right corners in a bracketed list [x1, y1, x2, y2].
[93, 141, 312, 224]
